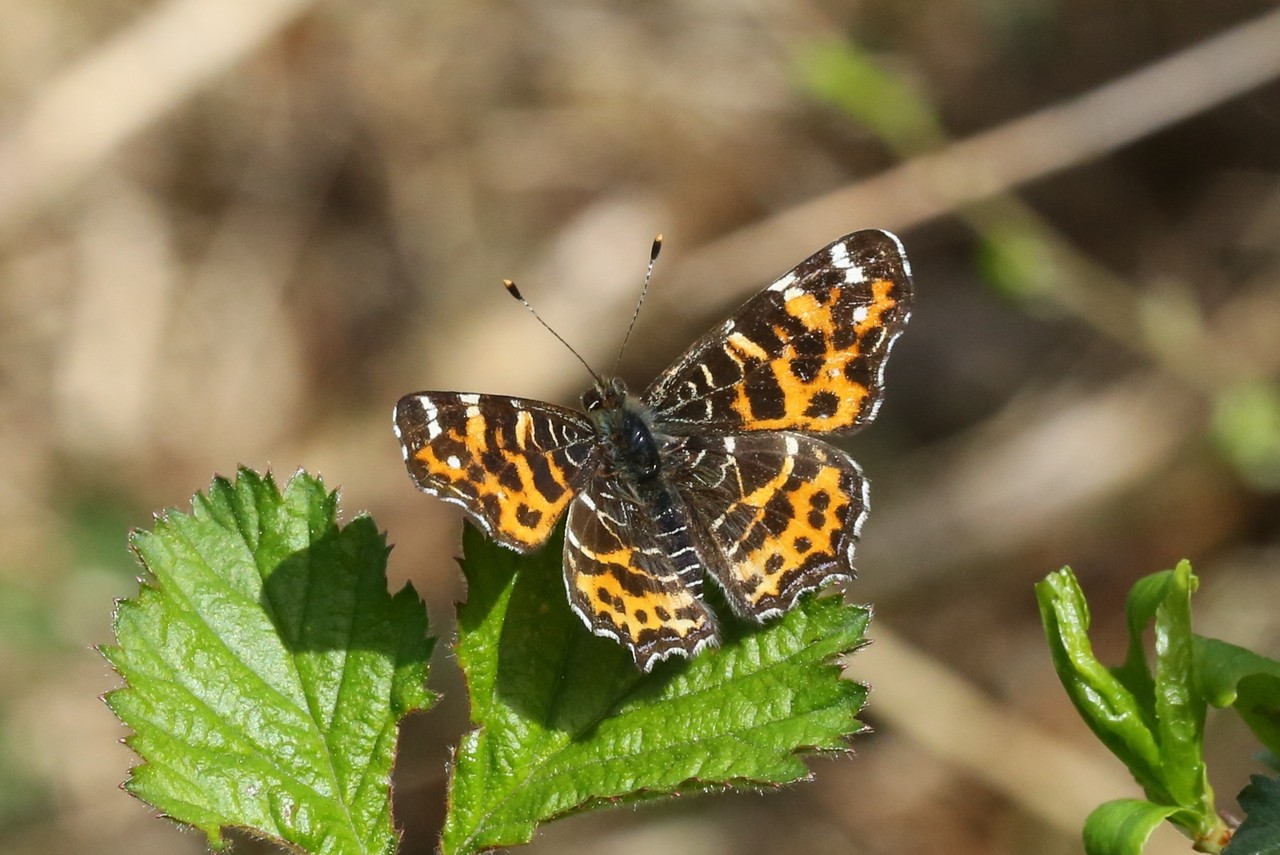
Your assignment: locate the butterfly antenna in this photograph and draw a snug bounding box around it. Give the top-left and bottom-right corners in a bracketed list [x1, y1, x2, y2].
[611, 234, 663, 375]
[503, 279, 603, 385]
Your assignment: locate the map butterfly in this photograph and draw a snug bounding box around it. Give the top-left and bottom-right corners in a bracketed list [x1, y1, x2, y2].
[394, 229, 914, 671]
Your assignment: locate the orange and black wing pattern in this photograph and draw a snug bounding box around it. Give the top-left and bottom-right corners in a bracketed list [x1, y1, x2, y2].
[393, 392, 598, 552]
[395, 228, 913, 671]
[676, 432, 866, 620]
[645, 229, 913, 436]
[563, 477, 718, 671]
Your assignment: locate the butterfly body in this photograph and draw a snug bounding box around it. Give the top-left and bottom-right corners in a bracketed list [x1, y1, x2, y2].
[395, 229, 914, 671]
[583, 379, 664, 489]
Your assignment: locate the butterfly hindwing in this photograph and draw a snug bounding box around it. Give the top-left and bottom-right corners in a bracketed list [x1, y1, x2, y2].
[564, 478, 718, 670]
[393, 392, 598, 551]
[645, 229, 913, 435]
[676, 431, 867, 620]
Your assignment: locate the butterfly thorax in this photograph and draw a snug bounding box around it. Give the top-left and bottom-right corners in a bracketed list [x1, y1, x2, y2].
[582, 377, 667, 491]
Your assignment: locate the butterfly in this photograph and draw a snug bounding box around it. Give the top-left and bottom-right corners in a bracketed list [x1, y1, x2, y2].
[394, 229, 913, 671]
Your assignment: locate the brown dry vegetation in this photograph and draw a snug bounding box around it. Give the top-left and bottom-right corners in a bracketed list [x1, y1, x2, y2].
[1, 1, 1279, 853]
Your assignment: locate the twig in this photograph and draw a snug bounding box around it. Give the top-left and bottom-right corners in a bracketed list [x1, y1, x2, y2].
[668, 7, 1280, 315]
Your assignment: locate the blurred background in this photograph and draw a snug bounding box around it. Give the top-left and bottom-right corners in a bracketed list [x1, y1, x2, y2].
[2, 0, 1279, 853]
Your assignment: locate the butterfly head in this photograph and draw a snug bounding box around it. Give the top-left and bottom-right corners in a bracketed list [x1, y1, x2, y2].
[581, 376, 629, 414]
[583, 377, 663, 484]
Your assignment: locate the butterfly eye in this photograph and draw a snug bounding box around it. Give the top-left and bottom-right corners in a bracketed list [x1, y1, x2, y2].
[582, 389, 603, 411]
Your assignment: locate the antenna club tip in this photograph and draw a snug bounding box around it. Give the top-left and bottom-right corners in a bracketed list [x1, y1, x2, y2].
[650, 234, 663, 261]
[502, 279, 523, 300]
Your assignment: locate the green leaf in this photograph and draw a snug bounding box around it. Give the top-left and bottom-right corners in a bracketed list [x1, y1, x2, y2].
[1150, 562, 1211, 817]
[1113, 570, 1172, 717]
[1195, 637, 1280, 759]
[1227, 775, 1280, 855]
[102, 468, 435, 854]
[1211, 380, 1280, 491]
[794, 40, 946, 153]
[443, 523, 868, 855]
[975, 221, 1061, 301]
[1036, 568, 1165, 795]
[1040, 565, 1236, 852]
[1083, 798, 1180, 855]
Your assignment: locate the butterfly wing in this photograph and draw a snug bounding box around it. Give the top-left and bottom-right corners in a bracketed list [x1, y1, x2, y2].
[394, 392, 598, 551]
[563, 476, 718, 671]
[675, 431, 867, 620]
[645, 229, 913, 435]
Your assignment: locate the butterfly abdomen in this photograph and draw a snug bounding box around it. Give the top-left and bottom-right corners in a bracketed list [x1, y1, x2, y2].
[645, 488, 704, 595]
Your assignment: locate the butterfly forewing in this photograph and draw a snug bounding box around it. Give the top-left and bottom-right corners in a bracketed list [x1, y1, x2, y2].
[644, 229, 913, 435]
[676, 432, 867, 620]
[393, 393, 598, 551]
